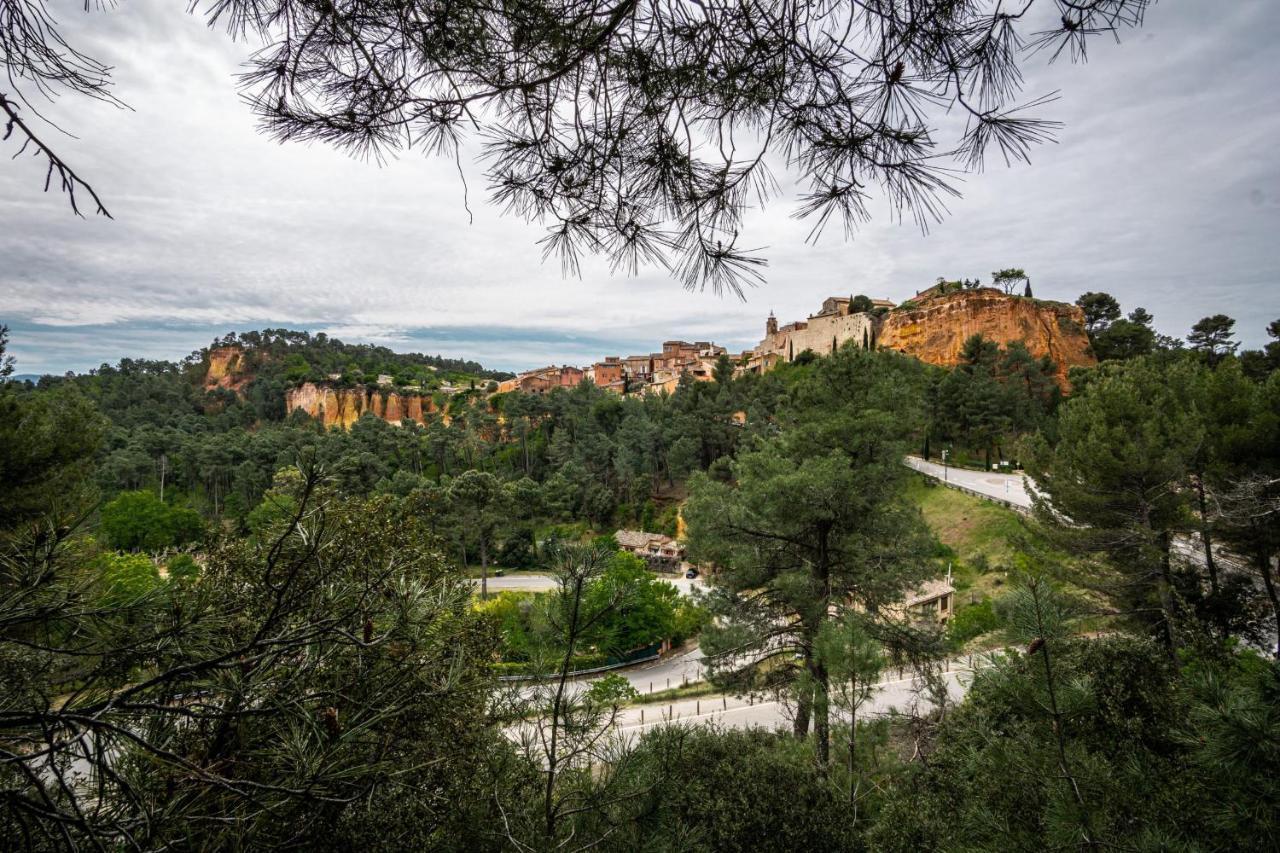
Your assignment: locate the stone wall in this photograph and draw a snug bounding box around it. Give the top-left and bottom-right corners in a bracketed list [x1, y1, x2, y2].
[756, 310, 877, 363]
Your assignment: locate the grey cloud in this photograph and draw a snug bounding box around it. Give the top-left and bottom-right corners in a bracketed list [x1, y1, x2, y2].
[2, 0, 1278, 374]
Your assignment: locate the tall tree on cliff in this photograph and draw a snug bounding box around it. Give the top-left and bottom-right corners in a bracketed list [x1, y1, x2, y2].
[992, 268, 1030, 296]
[685, 349, 934, 767]
[7, 1, 1153, 291]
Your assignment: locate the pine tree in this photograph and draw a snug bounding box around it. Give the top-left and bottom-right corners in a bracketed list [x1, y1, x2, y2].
[686, 349, 935, 767]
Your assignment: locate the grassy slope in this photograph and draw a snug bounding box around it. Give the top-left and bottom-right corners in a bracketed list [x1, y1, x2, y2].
[906, 475, 1111, 647]
[907, 475, 1073, 648]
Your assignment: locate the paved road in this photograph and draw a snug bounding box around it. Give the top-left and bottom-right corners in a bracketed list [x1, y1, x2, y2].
[478, 573, 706, 597]
[905, 455, 1032, 508]
[615, 667, 970, 738]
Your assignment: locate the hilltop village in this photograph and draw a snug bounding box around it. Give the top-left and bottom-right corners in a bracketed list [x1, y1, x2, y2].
[498, 285, 1093, 398]
[200, 283, 1096, 428]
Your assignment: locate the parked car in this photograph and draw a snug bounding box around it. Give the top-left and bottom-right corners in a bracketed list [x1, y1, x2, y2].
[685, 568, 699, 579]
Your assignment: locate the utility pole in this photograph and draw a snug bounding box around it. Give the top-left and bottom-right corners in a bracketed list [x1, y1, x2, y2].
[941, 449, 949, 483]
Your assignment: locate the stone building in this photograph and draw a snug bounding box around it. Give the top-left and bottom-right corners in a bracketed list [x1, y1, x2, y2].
[590, 357, 624, 386]
[746, 295, 889, 372]
[615, 529, 686, 573]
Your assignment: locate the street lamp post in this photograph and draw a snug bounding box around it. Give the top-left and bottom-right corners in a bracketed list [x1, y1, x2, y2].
[942, 449, 949, 483]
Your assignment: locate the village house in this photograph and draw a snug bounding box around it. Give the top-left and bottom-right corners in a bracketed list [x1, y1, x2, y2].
[614, 529, 687, 573]
[900, 577, 956, 622]
[493, 338, 729, 399]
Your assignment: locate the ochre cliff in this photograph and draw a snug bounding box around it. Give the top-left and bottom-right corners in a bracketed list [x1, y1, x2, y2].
[205, 346, 253, 392]
[877, 289, 1095, 389]
[285, 382, 441, 429]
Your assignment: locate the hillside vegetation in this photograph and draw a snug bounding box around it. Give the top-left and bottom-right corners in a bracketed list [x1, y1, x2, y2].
[2, 306, 1278, 851]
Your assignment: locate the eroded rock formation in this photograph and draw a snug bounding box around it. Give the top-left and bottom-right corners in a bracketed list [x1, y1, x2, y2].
[877, 288, 1095, 389]
[204, 346, 252, 392]
[284, 382, 439, 429]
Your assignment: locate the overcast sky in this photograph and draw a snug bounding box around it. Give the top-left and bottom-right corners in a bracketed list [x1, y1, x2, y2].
[2, 1, 1278, 376]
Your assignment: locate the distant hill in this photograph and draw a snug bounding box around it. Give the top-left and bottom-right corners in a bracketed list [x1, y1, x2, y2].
[28, 329, 512, 431]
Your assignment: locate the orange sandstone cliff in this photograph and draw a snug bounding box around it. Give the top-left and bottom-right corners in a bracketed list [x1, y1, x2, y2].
[877, 289, 1094, 389]
[284, 382, 440, 429]
[203, 345, 441, 428]
[205, 346, 254, 392]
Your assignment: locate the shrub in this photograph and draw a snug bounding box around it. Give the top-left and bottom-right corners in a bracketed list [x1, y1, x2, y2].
[100, 552, 161, 605]
[947, 598, 1003, 648]
[165, 553, 200, 582]
[585, 674, 639, 707]
[613, 727, 858, 852]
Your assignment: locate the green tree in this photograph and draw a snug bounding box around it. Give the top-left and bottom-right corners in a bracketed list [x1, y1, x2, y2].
[449, 469, 503, 596]
[686, 349, 934, 766]
[1201, 369, 1280, 657]
[612, 727, 857, 852]
[99, 490, 204, 552]
[1187, 314, 1239, 365]
[0, 380, 105, 527]
[1240, 318, 1280, 379]
[1026, 357, 1206, 654]
[99, 551, 162, 606]
[992, 268, 1029, 296]
[2, 469, 501, 848]
[1076, 291, 1122, 342]
[1092, 306, 1157, 361]
[585, 551, 680, 654]
[814, 612, 883, 811]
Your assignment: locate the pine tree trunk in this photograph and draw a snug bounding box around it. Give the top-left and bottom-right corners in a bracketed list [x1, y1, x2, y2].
[848, 683, 858, 807]
[793, 685, 812, 739]
[813, 658, 830, 769]
[1194, 474, 1219, 595]
[1255, 547, 1280, 660]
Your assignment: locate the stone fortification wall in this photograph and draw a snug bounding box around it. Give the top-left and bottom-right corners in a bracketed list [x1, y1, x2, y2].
[757, 310, 876, 362]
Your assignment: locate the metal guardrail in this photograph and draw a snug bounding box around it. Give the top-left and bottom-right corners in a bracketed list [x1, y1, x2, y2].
[496, 644, 664, 682]
[927, 478, 1031, 516]
[904, 457, 1031, 515]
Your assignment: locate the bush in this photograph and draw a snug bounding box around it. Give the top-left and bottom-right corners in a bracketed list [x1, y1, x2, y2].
[672, 600, 710, 645]
[100, 552, 161, 605]
[165, 553, 200, 582]
[947, 598, 1002, 648]
[497, 526, 536, 568]
[612, 727, 858, 852]
[585, 673, 639, 707]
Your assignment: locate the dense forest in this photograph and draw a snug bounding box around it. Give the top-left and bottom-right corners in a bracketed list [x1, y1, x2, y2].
[2, 298, 1279, 851]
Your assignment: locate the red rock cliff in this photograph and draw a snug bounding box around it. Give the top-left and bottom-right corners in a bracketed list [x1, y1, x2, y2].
[284, 382, 440, 429]
[877, 289, 1095, 389]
